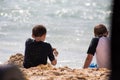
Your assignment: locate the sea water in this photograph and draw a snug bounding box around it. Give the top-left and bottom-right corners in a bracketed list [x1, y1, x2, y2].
[0, 0, 112, 68]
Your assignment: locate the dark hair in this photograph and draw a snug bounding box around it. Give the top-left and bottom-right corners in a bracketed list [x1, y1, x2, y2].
[32, 25, 47, 37]
[0, 64, 26, 80]
[94, 24, 108, 37]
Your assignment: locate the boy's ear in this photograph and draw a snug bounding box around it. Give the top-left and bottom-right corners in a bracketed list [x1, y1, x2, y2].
[103, 32, 108, 37]
[107, 31, 109, 35]
[32, 34, 35, 38]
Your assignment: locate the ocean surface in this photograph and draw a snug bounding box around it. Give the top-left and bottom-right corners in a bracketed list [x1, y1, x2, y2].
[0, 0, 112, 68]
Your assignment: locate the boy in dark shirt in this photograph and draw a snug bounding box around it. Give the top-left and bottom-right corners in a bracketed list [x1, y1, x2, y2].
[23, 25, 58, 68]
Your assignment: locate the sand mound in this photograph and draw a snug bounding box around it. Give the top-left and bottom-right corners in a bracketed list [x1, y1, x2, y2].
[5, 53, 111, 80]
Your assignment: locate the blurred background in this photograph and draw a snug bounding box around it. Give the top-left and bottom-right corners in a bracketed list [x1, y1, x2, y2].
[0, 0, 112, 68]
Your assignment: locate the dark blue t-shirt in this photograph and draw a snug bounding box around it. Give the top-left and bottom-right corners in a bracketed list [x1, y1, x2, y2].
[23, 38, 55, 68]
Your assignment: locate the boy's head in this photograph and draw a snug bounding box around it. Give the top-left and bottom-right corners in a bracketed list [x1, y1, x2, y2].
[32, 25, 47, 37]
[0, 64, 26, 80]
[94, 24, 108, 37]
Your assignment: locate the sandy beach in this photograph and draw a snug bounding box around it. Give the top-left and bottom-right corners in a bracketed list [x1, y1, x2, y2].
[5, 53, 111, 80]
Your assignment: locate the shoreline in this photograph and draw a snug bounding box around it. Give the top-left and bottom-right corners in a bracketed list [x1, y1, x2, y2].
[4, 53, 111, 80]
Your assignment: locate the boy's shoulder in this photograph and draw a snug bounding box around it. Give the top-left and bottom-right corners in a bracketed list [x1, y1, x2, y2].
[25, 38, 34, 45]
[25, 38, 52, 47]
[91, 37, 99, 42]
[99, 36, 110, 39]
[26, 38, 34, 42]
[99, 36, 110, 42]
[92, 37, 99, 39]
[43, 41, 52, 47]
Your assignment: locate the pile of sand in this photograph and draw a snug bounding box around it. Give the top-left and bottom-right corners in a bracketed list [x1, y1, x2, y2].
[6, 53, 111, 80]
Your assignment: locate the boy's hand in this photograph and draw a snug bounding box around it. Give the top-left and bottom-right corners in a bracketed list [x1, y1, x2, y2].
[53, 48, 58, 57]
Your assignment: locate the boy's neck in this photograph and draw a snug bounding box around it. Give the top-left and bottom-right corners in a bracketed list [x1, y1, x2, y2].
[34, 37, 44, 42]
[32, 34, 46, 42]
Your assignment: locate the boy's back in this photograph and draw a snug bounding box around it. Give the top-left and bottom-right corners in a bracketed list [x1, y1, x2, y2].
[96, 37, 110, 68]
[23, 38, 55, 68]
[23, 25, 57, 68]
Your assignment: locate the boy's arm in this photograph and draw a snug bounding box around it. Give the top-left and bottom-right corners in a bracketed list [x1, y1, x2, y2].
[48, 45, 58, 66]
[23, 39, 33, 68]
[83, 54, 93, 68]
[51, 48, 59, 65]
[83, 38, 99, 68]
[23, 48, 32, 68]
